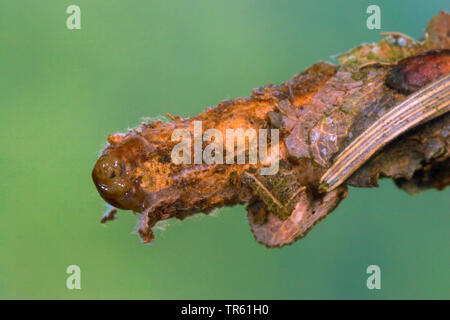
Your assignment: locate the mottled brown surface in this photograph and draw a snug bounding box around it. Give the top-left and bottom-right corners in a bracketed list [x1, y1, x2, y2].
[426, 11, 450, 50]
[92, 12, 449, 247]
[386, 49, 450, 93]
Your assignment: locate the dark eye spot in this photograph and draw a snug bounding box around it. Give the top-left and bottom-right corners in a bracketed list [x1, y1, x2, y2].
[158, 154, 171, 163]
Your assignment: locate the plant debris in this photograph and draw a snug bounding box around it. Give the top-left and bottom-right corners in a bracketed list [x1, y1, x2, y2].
[92, 12, 449, 247]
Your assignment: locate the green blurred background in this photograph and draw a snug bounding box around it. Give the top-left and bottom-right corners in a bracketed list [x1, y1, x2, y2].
[0, 0, 448, 299]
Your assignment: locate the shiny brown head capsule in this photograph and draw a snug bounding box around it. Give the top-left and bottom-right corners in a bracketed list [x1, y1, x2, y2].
[92, 154, 130, 197]
[91, 137, 150, 212]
